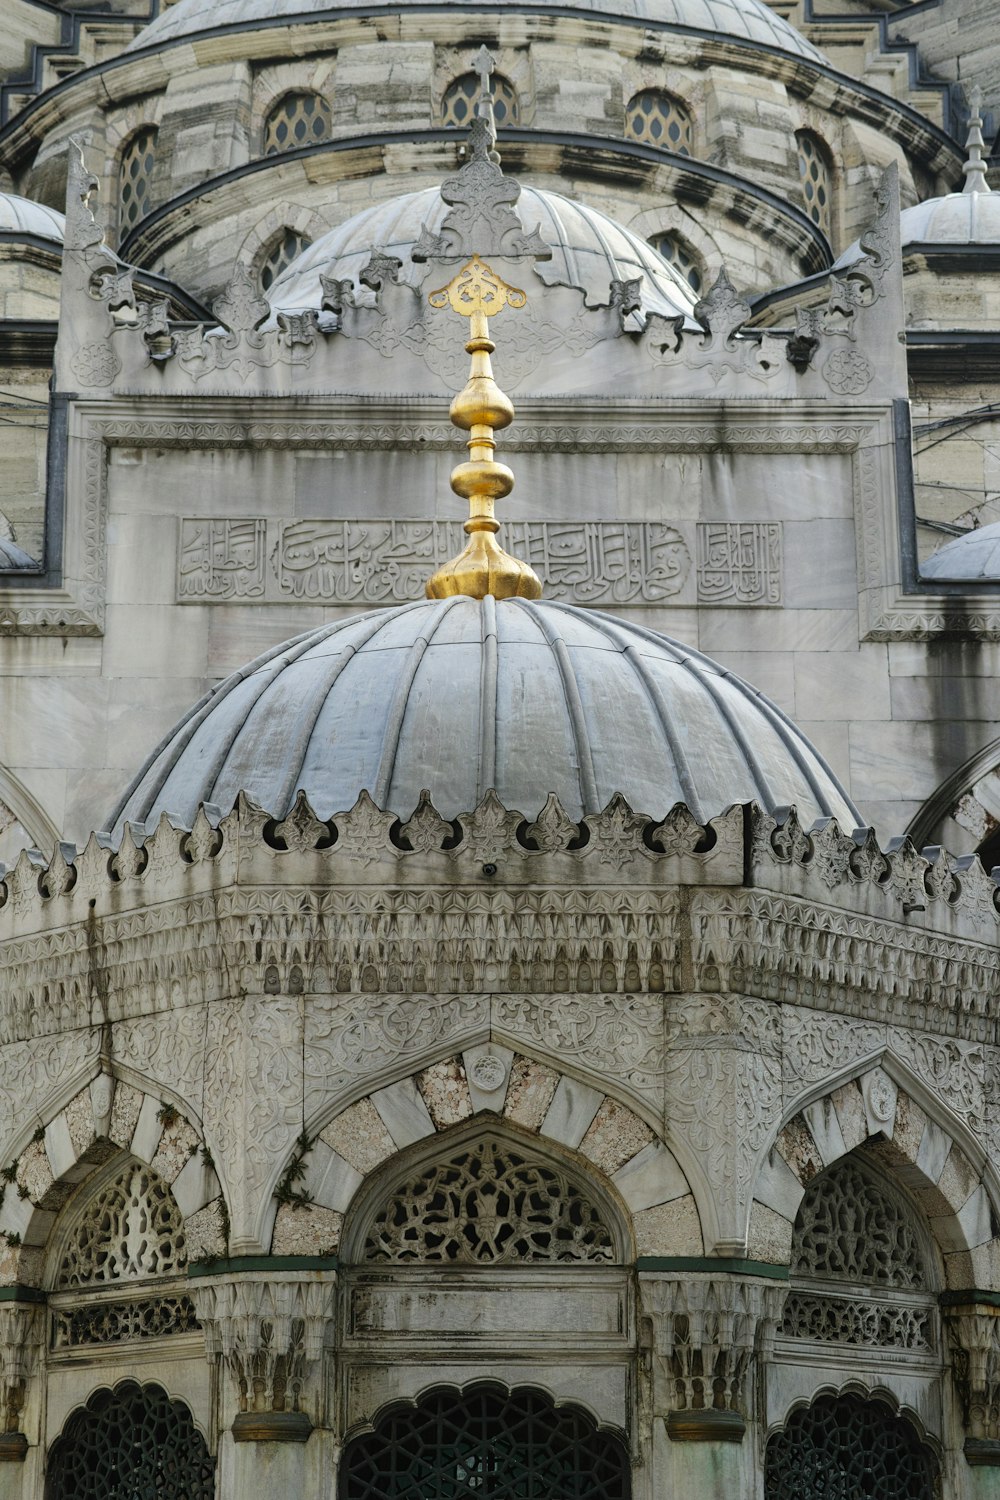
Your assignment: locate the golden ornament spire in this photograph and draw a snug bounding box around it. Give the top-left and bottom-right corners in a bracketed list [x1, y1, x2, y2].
[425, 254, 542, 601]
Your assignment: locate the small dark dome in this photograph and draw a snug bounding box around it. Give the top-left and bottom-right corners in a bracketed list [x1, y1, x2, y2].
[109, 597, 860, 837]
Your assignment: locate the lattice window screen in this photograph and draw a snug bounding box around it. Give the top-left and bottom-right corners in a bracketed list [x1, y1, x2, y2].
[789, 1157, 926, 1288]
[648, 231, 704, 293]
[362, 1136, 616, 1264]
[56, 1161, 186, 1288]
[342, 1384, 630, 1500]
[263, 91, 332, 155]
[764, 1392, 936, 1500]
[625, 91, 691, 154]
[796, 130, 832, 237]
[442, 72, 520, 128]
[260, 228, 312, 291]
[119, 127, 157, 236]
[45, 1381, 214, 1500]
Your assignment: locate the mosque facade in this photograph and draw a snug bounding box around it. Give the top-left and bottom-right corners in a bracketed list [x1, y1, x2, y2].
[1, 2, 1000, 1498]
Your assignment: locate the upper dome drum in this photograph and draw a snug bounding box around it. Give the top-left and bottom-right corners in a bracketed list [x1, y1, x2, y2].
[109, 596, 860, 837]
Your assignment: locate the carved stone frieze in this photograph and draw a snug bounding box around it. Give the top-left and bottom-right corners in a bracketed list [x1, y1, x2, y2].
[177, 516, 694, 607]
[696, 522, 781, 606]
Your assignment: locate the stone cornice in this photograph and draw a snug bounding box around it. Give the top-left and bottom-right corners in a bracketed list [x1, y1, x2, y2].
[0, 796, 998, 1047]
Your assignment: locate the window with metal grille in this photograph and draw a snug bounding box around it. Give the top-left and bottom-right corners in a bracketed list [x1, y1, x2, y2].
[796, 130, 832, 238]
[764, 1392, 936, 1500]
[45, 1381, 215, 1500]
[119, 127, 156, 236]
[625, 91, 691, 155]
[260, 228, 312, 292]
[341, 1383, 630, 1500]
[648, 231, 704, 293]
[442, 72, 520, 128]
[263, 91, 332, 155]
[361, 1135, 617, 1264]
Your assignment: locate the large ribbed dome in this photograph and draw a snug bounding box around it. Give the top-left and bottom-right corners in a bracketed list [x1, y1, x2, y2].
[268, 186, 699, 324]
[128, 0, 823, 61]
[109, 598, 860, 837]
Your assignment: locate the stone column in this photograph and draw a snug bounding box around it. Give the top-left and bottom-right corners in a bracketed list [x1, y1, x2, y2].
[642, 1273, 787, 1500]
[946, 1304, 1000, 1469]
[192, 1270, 338, 1498]
[0, 1301, 43, 1463]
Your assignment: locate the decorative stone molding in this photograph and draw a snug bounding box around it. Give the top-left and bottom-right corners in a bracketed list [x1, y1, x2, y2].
[0, 1300, 42, 1461]
[641, 1273, 787, 1440]
[191, 1272, 335, 1439]
[945, 1305, 1000, 1464]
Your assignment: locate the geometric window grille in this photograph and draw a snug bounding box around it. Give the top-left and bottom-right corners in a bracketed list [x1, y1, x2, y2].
[44, 1381, 215, 1500]
[625, 90, 692, 155]
[55, 1161, 186, 1289]
[260, 228, 312, 292]
[119, 127, 157, 237]
[764, 1391, 937, 1500]
[362, 1136, 616, 1265]
[796, 130, 832, 239]
[648, 231, 704, 293]
[789, 1157, 926, 1288]
[263, 91, 332, 156]
[442, 72, 520, 129]
[341, 1382, 631, 1500]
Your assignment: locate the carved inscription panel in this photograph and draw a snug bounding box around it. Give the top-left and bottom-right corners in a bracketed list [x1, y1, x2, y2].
[178, 517, 784, 608]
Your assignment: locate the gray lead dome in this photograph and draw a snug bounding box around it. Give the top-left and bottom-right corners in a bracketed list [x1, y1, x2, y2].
[110, 597, 860, 836]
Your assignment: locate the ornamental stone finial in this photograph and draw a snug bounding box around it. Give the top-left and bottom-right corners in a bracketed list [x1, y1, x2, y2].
[963, 86, 992, 196]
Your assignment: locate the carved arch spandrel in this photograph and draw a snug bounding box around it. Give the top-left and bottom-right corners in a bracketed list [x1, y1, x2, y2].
[0, 1074, 222, 1287]
[264, 1051, 703, 1263]
[750, 1058, 1000, 1288]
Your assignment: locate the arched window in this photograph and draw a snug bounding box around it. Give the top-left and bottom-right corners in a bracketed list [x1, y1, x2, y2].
[46, 1381, 215, 1500]
[118, 126, 157, 236]
[796, 129, 833, 238]
[648, 231, 704, 294]
[442, 72, 520, 129]
[341, 1383, 630, 1500]
[259, 228, 312, 292]
[49, 1158, 197, 1350]
[263, 90, 332, 155]
[360, 1134, 618, 1265]
[779, 1154, 937, 1354]
[765, 1391, 937, 1500]
[625, 90, 691, 155]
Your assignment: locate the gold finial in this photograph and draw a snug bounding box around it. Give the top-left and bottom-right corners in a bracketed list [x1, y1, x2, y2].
[425, 254, 542, 601]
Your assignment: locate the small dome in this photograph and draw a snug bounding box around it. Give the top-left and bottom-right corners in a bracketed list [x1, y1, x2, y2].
[268, 186, 698, 323]
[0, 538, 38, 568]
[128, 0, 824, 62]
[109, 597, 860, 837]
[920, 523, 1000, 581]
[0, 192, 65, 243]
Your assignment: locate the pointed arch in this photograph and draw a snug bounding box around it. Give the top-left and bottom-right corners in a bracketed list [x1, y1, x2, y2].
[906, 732, 1000, 857]
[262, 1051, 702, 1262]
[0, 762, 59, 861]
[749, 1056, 1000, 1287]
[0, 1075, 222, 1286]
